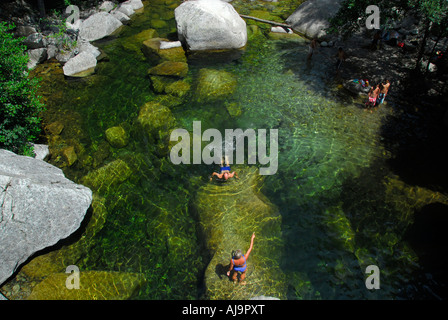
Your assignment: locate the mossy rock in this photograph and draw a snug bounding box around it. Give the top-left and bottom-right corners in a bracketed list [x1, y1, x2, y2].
[225, 102, 242, 118]
[165, 80, 191, 98]
[153, 94, 184, 109]
[148, 61, 188, 78]
[137, 101, 176, 140]
[105, 126, 129, 148]
[27, 271, 146, 300]
[267, 32, 303, 41]
[62, 145, 78, 166]
[150, 19, 168, 29]
[247, 25, 264, 40]
[122, 29, 158, 57]
[151, 76, 191, 99]
[142, 38, 187, 63]
[195, 68, 237, 102]
[196, 167, 287, 299]
[45, 121, 64, 135]
[81, 158, 133, 194]
[150, 75, 177, 93]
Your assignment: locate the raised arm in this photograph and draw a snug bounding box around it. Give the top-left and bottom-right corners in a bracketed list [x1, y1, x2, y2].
[245, 233, 255, 260]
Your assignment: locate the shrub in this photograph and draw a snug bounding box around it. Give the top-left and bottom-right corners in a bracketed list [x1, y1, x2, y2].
[0, 22, 45, 156]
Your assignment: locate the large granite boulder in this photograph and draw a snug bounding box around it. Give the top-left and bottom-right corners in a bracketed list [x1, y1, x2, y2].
[78, 12, 123, 42]
[174, 0, 247, 51]
[286, 0, 343, 40]
[0, 149, 92, 286]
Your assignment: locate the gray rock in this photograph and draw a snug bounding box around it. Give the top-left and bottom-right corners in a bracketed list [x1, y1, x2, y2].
[65, 18, 83, 32]
[99, 1, 116, 13]
[343, 79, 370, 96]
[77, 39, 101, 58]
[0, 149, 92, 286]
[63, 51, 98, 77]
[14, 25, 37, 38]
[286, 0, 343, 40]
[27, 48, 47, 70]
[56, 50, 76, 65]
[115, 3, 135, 17]
[78, 12, 123, 42]
[174, 0, 247, 51]
[24, 32, 47, 49]
[46, 44, 58, 60]
[111, 10, 131, 23]
[123, 0, 144, 10]
[31, 144, 50, 161]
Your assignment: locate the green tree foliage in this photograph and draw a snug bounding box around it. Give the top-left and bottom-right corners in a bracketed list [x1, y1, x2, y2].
[0, 22, 45, 156]
[328, 0, 448, 71]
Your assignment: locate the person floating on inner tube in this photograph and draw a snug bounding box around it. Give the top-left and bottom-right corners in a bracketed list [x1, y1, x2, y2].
[227, 232, 255, 285]
[210, 155, 239, 182]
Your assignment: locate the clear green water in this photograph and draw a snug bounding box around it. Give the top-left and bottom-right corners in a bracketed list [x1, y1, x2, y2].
[32, 1, 447, 300]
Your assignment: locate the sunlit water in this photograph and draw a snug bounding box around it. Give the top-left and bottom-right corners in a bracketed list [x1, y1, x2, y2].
[28, 1, 447, 300]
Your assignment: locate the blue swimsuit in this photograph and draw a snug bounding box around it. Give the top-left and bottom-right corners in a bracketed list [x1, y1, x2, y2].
[232, 255, 247, 272]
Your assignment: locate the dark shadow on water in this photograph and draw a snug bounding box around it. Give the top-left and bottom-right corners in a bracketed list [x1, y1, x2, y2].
[380, 71, 448, 192]
[402, 203, 448, 299]
[215, 263, 230, 280]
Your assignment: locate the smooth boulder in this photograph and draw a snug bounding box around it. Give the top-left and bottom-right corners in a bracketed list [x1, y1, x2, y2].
[286, 0, 343, 40]
[174, 0, 247, 51]
[78, 12, 123, 42]
[63, 51, 97, 77]
[0, 149, 92, 286]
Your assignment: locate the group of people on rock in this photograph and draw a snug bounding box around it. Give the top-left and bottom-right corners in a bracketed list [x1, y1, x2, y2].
[365, 79, 391, 111]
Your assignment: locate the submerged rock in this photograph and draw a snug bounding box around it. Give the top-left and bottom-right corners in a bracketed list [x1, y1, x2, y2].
[174, 0, 247, 51]
[81, 158, 133, 194]
[195, 68, 237, 102]
[27, 271, 145, 300]
[122, 29, 158, 57]
[148, 61, 189, 78]
[0, 149, 92, 286]
[196, 167, 287, 299]
[137, 101, 176, 140]
[105, 126, 129, 148]
[142, 38, 187, 63]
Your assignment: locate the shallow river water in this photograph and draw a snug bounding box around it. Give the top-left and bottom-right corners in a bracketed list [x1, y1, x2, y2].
[24, 0, 448, 300]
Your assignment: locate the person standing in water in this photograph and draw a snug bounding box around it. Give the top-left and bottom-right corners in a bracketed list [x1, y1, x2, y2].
[210, 155, 239, 181]
[227, 232, 255, 285]
[378, 79, 390, 104]
[307, 38, 318, 60]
